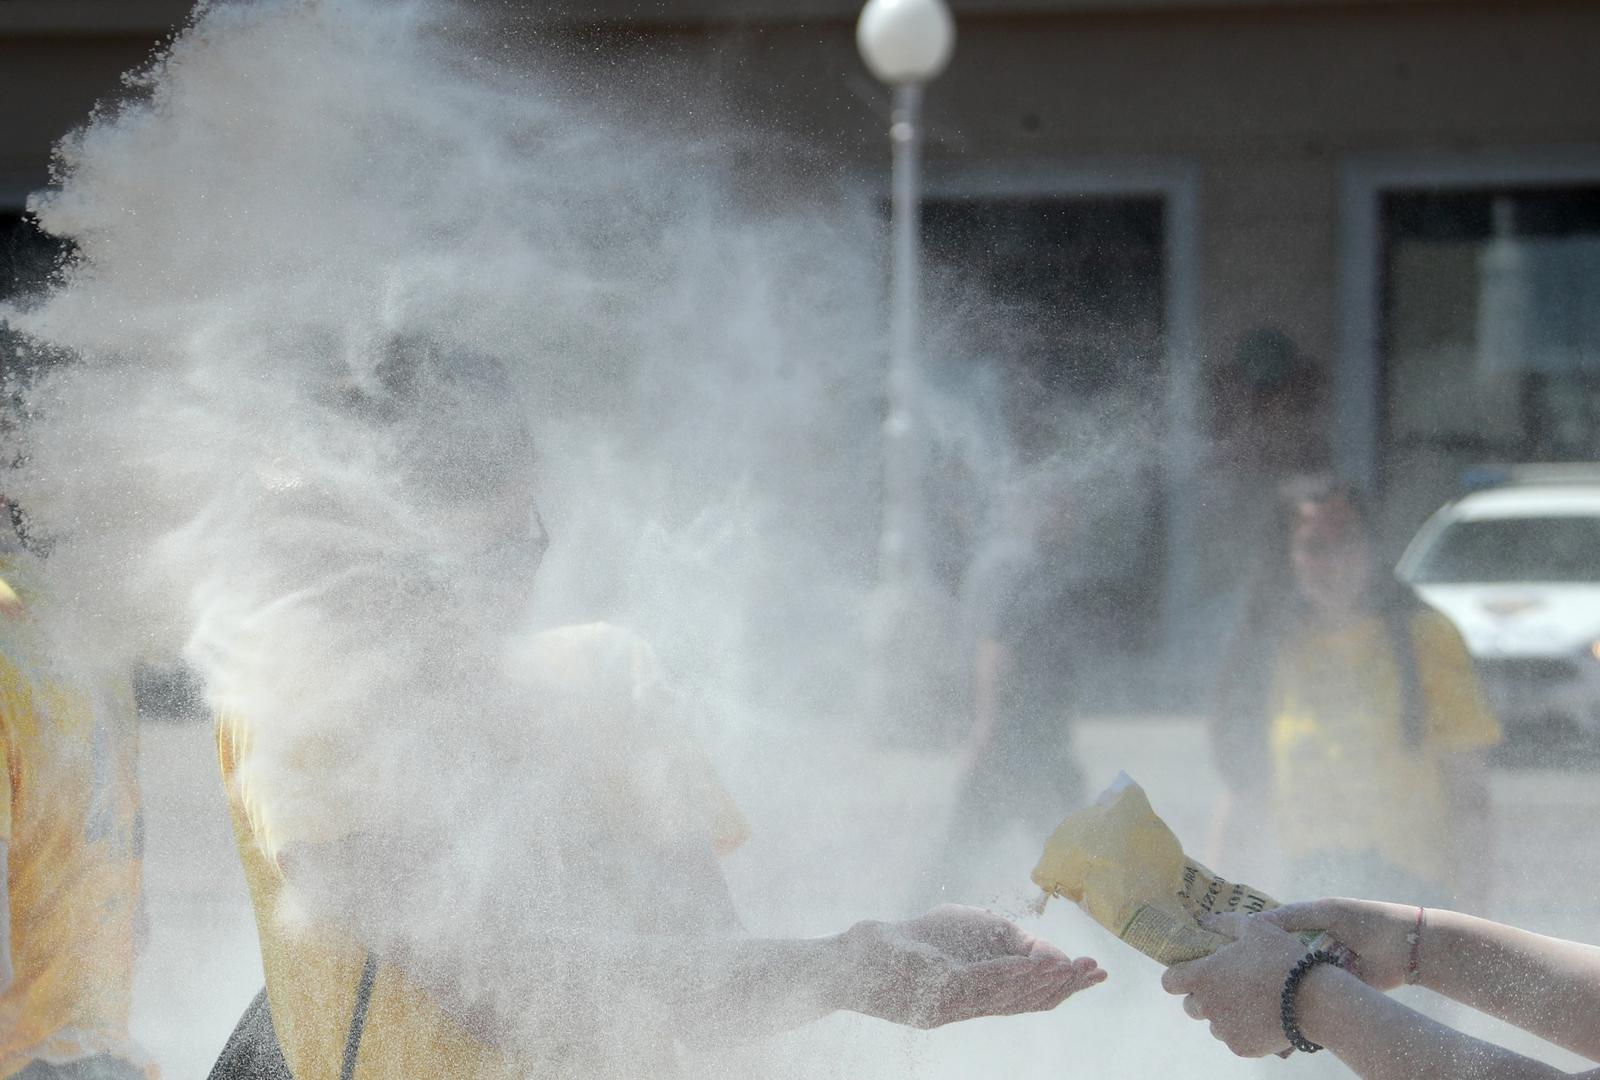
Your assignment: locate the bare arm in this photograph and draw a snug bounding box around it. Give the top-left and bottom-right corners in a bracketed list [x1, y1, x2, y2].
[1413, 910, 1600, 1059]
[503, 906, 1102, 1049]
[1164, 908, 1600, 1077]
[287, 836, 1103, 1052]
[1268, 900, 1600, 1060]
[1299, 963, 1600, 1080]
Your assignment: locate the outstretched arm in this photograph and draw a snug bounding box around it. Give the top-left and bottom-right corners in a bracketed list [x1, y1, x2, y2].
[641, 902, 1104, 1047]
[1162, 909, 1600, 1079]
[288, 836, 1105, 1051]
[1266, 899, 1600, 1061]
[1296, 964, 1599, 1080]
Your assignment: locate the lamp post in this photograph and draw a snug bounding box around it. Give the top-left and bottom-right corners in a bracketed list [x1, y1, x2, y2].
[857, 0, 954, 596]
[857, 0, 954, 738]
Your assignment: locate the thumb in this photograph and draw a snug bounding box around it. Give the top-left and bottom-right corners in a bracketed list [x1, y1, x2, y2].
[1201, 910, 1253, 939]
[1260, 901, 1333, 933]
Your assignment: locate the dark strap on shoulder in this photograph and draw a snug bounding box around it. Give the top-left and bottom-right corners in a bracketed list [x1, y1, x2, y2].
[340, 951, 379, 1080]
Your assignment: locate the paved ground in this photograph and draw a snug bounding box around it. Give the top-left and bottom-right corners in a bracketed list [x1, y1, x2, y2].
[130, 715, 1600, 1078]
[130, 721, 262, 1079]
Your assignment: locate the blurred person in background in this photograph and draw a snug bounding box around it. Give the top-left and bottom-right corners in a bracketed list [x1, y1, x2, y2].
[0, 501, 152, 1080]
[923, 472, 1087, 903]
[1163, 897, 1600, 1077]
[1215, 327, 1329, 482]
[1207, 474, 1499, 911]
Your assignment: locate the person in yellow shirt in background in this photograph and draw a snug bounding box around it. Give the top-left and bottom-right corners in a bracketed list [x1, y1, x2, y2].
[1208, 474, 1500, 912]
[0, 508, 152, 1080]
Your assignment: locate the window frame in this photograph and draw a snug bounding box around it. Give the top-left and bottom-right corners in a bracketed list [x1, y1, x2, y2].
[1338, 147, 1600, 492]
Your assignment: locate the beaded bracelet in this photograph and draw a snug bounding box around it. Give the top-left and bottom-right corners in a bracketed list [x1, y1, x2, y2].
[1280, 949, 1341, 1054]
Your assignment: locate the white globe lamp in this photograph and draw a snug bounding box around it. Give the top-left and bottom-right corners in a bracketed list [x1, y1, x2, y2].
[856, 0, 956, 85]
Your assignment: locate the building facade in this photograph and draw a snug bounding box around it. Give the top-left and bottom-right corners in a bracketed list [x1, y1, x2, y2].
[4, 0, 1599, 704]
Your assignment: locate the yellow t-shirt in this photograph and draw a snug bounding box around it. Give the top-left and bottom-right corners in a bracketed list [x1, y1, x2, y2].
[218, 622, 748, 1080]
[0, 562, 149, 1079]
[1268, 608, 1501, 884]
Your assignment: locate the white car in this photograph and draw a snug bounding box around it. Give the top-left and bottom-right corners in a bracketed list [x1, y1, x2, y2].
[1397, 473, 1600, 746]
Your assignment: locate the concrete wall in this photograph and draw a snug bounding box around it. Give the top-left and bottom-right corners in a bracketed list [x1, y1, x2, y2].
[3, 0, 1598, 687]
[0, 29, 182, 202]
[541, 1, 1600, 384]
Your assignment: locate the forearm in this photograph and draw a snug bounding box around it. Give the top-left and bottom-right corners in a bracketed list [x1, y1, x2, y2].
[293, 838, 852, 1049]
[470, 921, 861, 1047]
[1299, 966, 1592, 1080]
[1417, 910, 1600, 1060]
[386, 921, 858, 1051]
[637, 929, 855, 1046]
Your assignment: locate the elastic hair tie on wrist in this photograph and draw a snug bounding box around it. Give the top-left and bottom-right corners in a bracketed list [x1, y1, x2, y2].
[1280, 949, 1342, 1054]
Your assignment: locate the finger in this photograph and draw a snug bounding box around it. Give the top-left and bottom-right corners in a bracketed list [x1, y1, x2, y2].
[932, 958, 1077, 1024]
[1018, 965, 1106, 1014]
[1201, 911, 1253, 939]
[956, 909, 1034, 958]
[1026, 957, 1107, 1004]
[1022, 953, 1095, 977]
[947, 955, 1077, 1001]
[958, 985, 1061, 1021]
[1009, 971, 1089, 1015]
[1182, 993, 1206, 1020]
[1032, 957, 1108, 1008]
[1218, 1028, 1283, 1059]
[1024, 957, 1107, 1006]
[1261, 900, 1334, 932]
[1161, 959, 1200, 995]
[1053, 960, 1108, 995]
[1024, 935, 1072, 964]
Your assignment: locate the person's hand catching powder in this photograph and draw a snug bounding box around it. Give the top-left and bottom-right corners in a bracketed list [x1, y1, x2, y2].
[841, 905, 1105, 1029]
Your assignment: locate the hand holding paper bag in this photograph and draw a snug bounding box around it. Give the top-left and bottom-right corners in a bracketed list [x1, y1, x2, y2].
[1031, 774, 1348, 968]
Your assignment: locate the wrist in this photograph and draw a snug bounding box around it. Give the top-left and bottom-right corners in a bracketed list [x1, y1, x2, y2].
[1407, 907, 1465, 995]
[1281, 950, 1344, 1053]
[1294, 962, 1363, 1049]
[826, 920, 885, 1015]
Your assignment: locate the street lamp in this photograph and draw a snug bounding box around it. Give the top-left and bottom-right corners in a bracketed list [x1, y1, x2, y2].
[857, 0, 955, 740]
[856, 0, 954, 592]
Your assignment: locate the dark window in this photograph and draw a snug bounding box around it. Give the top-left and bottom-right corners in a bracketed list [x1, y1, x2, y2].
[918, 195, 1168, 684]
[1378, 186, 1600, 539]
